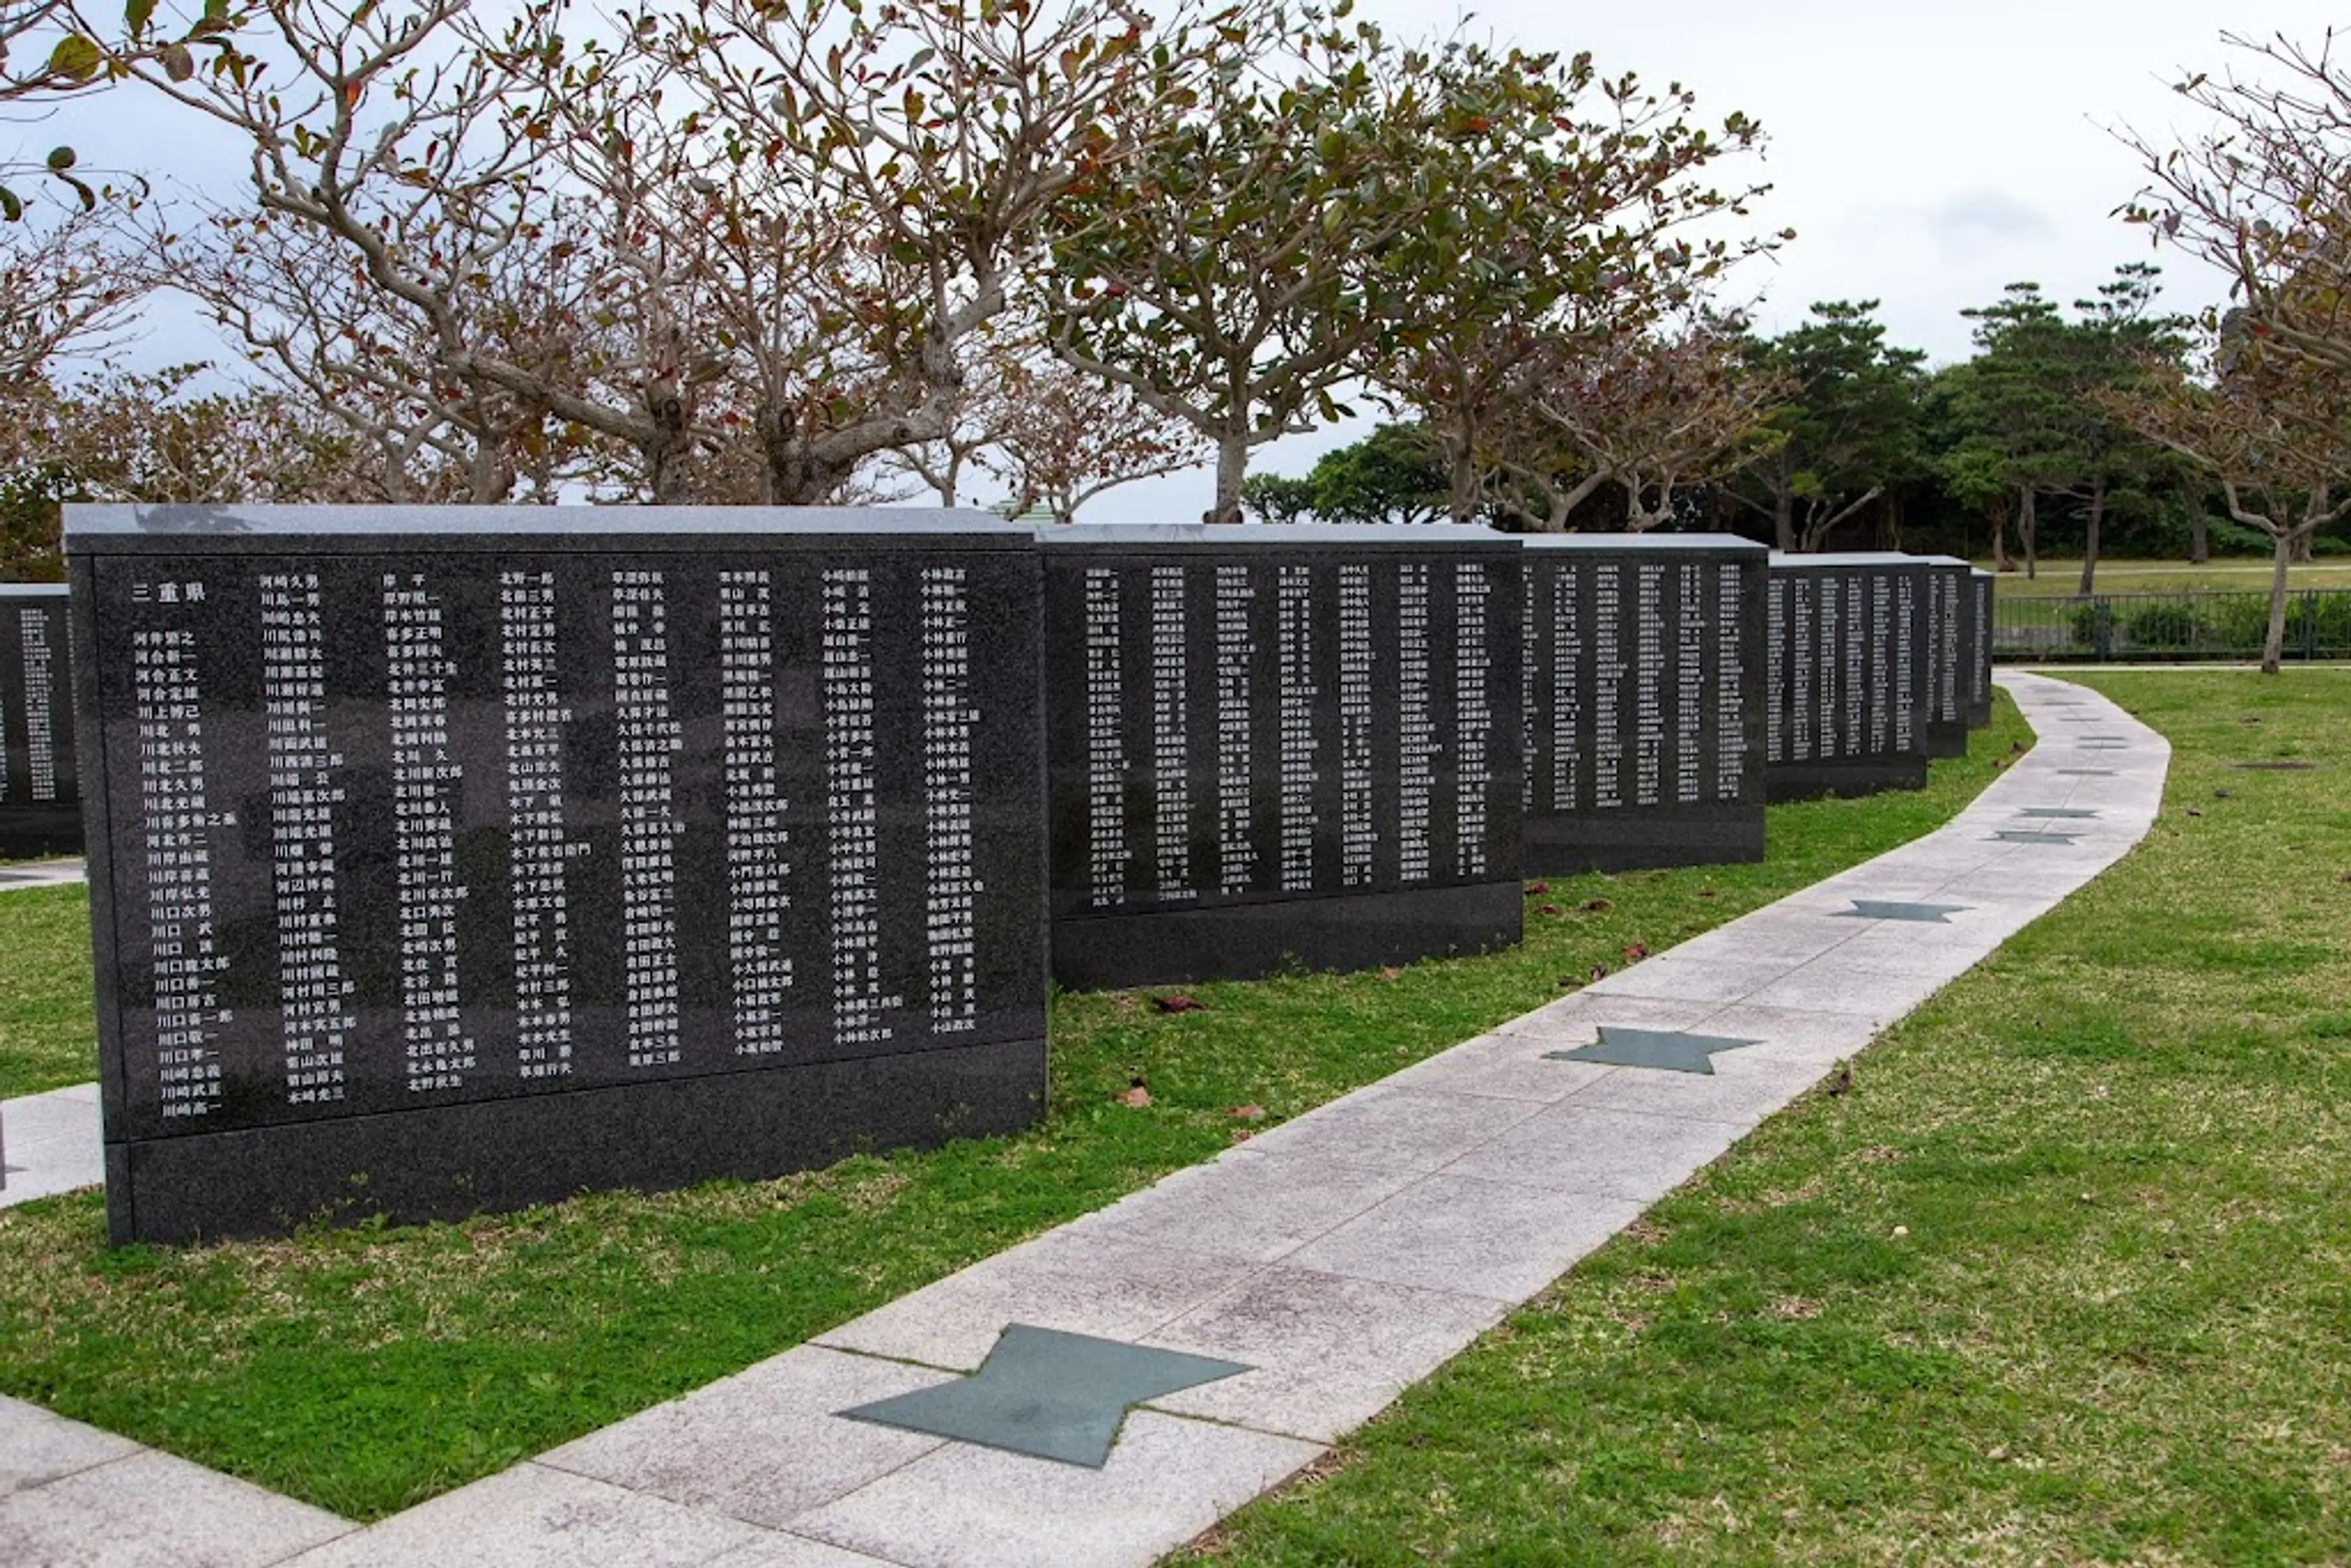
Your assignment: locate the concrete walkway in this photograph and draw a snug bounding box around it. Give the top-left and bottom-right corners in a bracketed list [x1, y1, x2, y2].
[0, 1086, 102, 1209]
[0, 859, 84, 895]
[0, 673, 2170, 1568]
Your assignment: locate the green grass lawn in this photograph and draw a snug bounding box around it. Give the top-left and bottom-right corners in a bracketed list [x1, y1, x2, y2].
[0, 884, 99, 1100]
[1986, 557, 2351, 598]
[1178, 669, 2351, 1566]
[0, 703, 2030, 1522]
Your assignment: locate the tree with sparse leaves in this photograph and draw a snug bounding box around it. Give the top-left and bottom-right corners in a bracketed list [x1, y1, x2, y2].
[2106, 324, 2351, 672]
[2119, 28, 2350, 380]
[0, 364, 392, 577]
[104, 0, 1229, 505]
[1480, 312, 1780, 532]
[983, 351, 1205, 523]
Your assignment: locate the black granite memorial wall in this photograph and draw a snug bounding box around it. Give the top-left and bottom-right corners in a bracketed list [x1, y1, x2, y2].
[1040, 523, 1523, 991]
[1968, 568, 1995, 727]
[1763, 552, 1931, 800]
[1921, 556, 1972, 759]
[1, 583, 80, 860]
[1520, 533, 1767, 874]
[67, 504, 1048, 1244]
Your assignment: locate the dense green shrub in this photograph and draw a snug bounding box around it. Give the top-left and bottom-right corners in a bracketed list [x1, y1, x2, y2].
[2207, 590, 2351, 654]
[2121, 601, 2207, 650]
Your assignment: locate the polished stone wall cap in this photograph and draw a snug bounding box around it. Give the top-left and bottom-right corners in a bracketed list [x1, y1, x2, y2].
[1768, 550, 1925, 569]
[1918, 555, 1971, 568]
[1972, 567, 1997, 580]
[0, 581, 69, 596]
[1518, 531, 1766, 556]
[64, 503, 1030, 552]
[1041, 521, 1518, 550]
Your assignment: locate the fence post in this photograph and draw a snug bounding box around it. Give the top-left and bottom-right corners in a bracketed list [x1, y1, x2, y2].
[2093, 600, 2115, 662]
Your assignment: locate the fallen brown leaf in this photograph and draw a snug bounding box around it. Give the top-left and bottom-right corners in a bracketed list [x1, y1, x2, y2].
[1153, 994, 1205, 1013]
[1116, 1084, 1153, 1108]
[1231, 1104, 1266, 1121]
[1580, 897, 1614, 912]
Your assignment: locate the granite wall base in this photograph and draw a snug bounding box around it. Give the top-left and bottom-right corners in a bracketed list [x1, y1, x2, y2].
[1923, 719, 1970, 759]
[1050, 882, 1523, 992]
[1523, 808, 1765, 876]
[1764, 759, 1930, 802]
[105, 1037, 1046, 1245]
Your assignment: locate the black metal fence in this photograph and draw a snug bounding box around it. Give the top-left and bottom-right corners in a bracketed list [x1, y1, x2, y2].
[1992, 588, 2351, 663]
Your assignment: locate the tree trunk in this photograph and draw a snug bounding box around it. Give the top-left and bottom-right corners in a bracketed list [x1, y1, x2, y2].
[2189, 506, 2209, 565]
[467, 435, 511, 505]
[2077, 477, 2105, 596]
[1446, 415, 1482, 523]
[1210, 432, 1248, 524]
[2262, 526, 2293, 675]
[1772, 482, 1794, 553]
[1991, 502, 2011, 572]
[2020, 486, 2038, 580]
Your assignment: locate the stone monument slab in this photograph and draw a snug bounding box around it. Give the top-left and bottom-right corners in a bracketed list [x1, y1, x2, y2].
[1763, 552, 1931, 800]
[1520, 533, 1766, 875]
[1967, 568, 1995, 728]
[1919, 556, 1971, 757]
[0, 583, 79, 859]
[67, 503, 1049, 1244]
[1040, 523, 1523, 990]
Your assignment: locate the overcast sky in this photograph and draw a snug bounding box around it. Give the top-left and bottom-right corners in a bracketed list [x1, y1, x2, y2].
[1118, 0, 2347, 514]
[24, 1, 2348, 514]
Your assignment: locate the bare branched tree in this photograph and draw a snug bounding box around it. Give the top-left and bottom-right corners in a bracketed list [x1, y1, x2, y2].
[1483, 313, 1782, 531]
[2119, 28, 2351, 377]
[2106, 335, 2351, 671]
[0, 204, 138, 380]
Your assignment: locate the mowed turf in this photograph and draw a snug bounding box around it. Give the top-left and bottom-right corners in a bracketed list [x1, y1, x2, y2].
[1985, 557, 2351, 599]
[1176, 670, 2351, 1567]
[0, 883, 100, 1100]
[0, 704, 2031, 1521]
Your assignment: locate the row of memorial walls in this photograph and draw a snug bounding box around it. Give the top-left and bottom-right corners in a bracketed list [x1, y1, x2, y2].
[66, 504, 1051, 1245]
[1919, 556, 1974, 759]
[1519, 534, 1769, 875]
[1968, 568, 1997, 728]
[1040, 524, 1524, 991]
[1762, 552, 1932, 801]
[1, 583, 80, 859]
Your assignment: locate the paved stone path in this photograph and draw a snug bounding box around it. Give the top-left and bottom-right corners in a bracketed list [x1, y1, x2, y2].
[0, 1086, 102, 1209]
[0, 673, 2170, 1568]
[0, 859, 84, 895]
